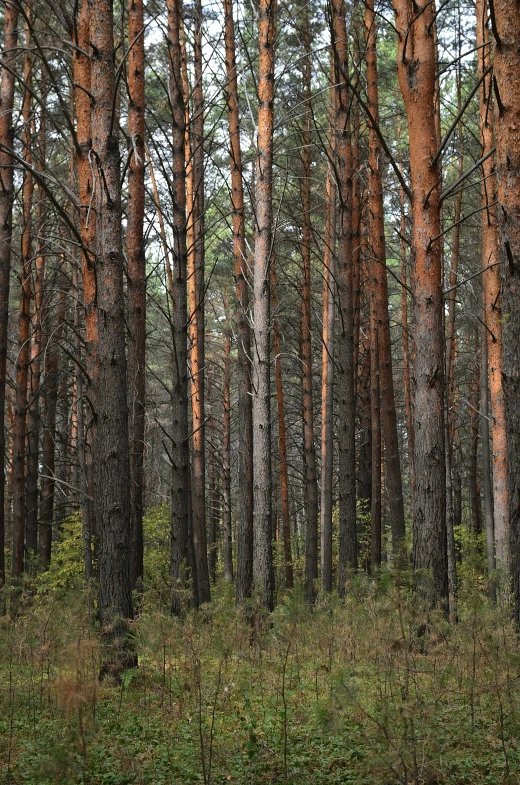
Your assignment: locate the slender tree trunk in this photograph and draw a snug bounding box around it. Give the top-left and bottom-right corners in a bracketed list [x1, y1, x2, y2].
[320, 100, 336, 593]
[71, 259, 94, 580]
[252, 0, 276, 609]
[12, 25, 34, 578]
[223, 0, 254, 603]
[189, 0, 210, 603]
[369, 322, 381, 569]
[398, 159, 415, 516]
[357, 337, 372, 506]
[0, 0, 18, 590]
[271, 259, 293, 589]
[468, 331, 482, 535]
[167, 0, 190, 616]
[89, 0, 134, 672]
[222, 300, 233, 581]
[392, 0, 448, 604]
[207, 368, 218, 584]
[25, 101, 47, 562]
[301, 16, 318, 604]
[477, 0, 508, 576]
[127, 0, 146, 590]
[39, 272, 66, 569]
[480, 314, 496, 587]
[331, 0, 357, 593]
[73, 0, 98, 571]
[365, 0, 405, 552]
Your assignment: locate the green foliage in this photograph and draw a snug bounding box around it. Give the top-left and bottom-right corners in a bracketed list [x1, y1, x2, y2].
[2, 567, 520, 785]
[35, 515, 85, 597]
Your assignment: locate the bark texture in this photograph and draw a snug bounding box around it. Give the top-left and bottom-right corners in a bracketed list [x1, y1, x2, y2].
[167, 0, 190, 616]
[127, 0, 146, 590]
[331, 0, 357, 594]
[251, 0, 276, 609]
[393, 0, 448, 604]
[491, 3, 520, 622]
[223, 0, 254, 604]
[89, 0, 134, 670]
[0, 0, 18, 588]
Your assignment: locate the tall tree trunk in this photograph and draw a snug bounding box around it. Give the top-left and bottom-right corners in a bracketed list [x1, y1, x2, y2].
[301, 16, 318, 604]
[189, 0, 210, 603]
[271, 259, 293, 589]
[392, 0, 448, 605]
[222, 298, 233, 581]
[73, 0, 98, 564]
[89, 0, 134, 672]
[207, 368, 218, 584]
[398, 161, 415, 516]
[365, 0, 405, 552]
[320, 91, 336, 593]
[331, 0, 357, 594]
[223, 0, 254, 603]
[369, 321, 382, 569]
[40, 266, 67, 568]
[26, 100, 47, 562]
[468, 331, 482, 535]
[480, 314, 496, 587]
[167, 0, 190, 616]
[477, 0, 508, 576]
[0, 0, 18, 590]
[252, 0, 276, 609]
[12, 24, 34, 578]
[127, 0, 146, 590]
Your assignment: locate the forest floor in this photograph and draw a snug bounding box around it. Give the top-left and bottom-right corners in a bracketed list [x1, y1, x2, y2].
[1, 512, 520, 785]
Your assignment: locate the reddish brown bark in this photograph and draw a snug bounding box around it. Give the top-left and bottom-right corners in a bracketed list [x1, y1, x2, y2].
[320, 82, 336, 593]
[331, 0, 357, 592]
[369, 320, 382, 569]
[223, 0, 253, 604]
[189, 0, 210, 604]
[365, 0, 405, 551]
[468, 331, 482, 535]
[73, 0, 98, 575]
[12, 24, 34, 577]
[301, 16, 318, 604]
[40, 267, 67, 569]
[25, 96, 47, 560]
[491, 4, 520, 619]
[222, 296, 233, 581]
[476, 0, 508, 574]
[392, 0, 448, 603]
[0, 3, 19, 586]
[127, 0, 146, 590]
[252, 0, 276, 608]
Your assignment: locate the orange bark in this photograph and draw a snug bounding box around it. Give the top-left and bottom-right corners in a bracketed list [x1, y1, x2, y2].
[392, 0, 448, 602]
[252, 0, 276, 607]
[12, 20, 34, 578]
[476, 0, 508, 572]
[301, 16, 318, 603]
[0, 2, 19, 585]
[365, 0, 405, 550]
[331, 0, 357, 591]
[320, 66, 336, 593]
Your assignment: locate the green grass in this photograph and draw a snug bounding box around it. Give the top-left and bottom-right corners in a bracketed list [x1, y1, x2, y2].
[1, 513, 519, 784]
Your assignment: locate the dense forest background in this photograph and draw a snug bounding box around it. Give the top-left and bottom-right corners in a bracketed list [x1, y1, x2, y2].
[1, 0, 520, 782]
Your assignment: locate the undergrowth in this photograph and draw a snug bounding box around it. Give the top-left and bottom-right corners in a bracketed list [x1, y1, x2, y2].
[1, 512, 519, 784]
